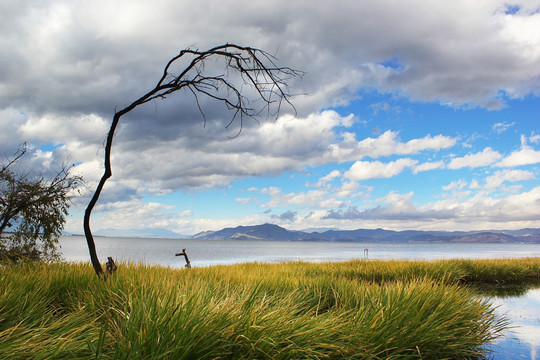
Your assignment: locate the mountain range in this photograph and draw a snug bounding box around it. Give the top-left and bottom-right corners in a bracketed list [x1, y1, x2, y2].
[192, 223, 540, 243]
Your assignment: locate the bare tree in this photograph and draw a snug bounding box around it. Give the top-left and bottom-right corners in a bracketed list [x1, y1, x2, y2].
[84, 44, 302, 277]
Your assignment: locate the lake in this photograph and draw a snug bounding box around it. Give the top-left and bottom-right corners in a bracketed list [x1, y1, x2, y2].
[59, 235, 540, 359]
[59, 235, 540, 267]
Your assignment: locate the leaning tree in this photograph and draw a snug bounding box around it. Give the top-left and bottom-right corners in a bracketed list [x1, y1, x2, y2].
[84, 44, 301, 277]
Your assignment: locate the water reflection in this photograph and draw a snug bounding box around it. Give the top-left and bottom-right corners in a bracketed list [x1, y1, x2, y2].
[487, 288, 540, 359]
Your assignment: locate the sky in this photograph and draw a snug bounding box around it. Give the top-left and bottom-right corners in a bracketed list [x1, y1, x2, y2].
[1, 0, 540, 236]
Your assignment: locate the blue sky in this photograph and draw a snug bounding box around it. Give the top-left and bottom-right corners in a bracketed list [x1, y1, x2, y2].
[1, 1, 540, 235]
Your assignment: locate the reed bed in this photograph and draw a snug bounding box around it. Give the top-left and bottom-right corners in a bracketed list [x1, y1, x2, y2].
[2, 258, 538, 359]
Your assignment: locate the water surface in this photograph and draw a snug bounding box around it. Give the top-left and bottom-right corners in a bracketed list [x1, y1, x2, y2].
[59, 235, 540, 267]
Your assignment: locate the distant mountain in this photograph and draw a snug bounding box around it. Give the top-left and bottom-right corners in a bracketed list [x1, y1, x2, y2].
[193, 223, 297, 241]
[193, 223, 540, 243]
[301, 227, 340, 233]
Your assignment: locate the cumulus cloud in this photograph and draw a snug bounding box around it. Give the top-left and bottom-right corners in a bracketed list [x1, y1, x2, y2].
[329, 131, 456, 161]
[322, 191, 452, 221]
[443, 179, 468, 191]
[315, 170, 342, 188]
[484, 169, 535, 189]
[344, 158, 418, 181]
[447, 147, 502, 169]
[87, 199, 179, 232]
[3, 0, 540, 233]
[235, 197, 257, 206]
[497, 136, 540, 167]
[413, 160, 445, 173]
[2, 1, 530, 190]
[260, 187, 328, 209]
[322, 186, 540, 226]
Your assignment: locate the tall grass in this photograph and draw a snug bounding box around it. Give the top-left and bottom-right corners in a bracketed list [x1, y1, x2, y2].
[2, 258, 537, 359]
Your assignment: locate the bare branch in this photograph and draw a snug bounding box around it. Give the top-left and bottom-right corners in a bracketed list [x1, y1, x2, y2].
[84, 44, 302, 277]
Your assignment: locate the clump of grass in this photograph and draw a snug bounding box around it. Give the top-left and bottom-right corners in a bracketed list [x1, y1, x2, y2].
[2, 258, 536, 359]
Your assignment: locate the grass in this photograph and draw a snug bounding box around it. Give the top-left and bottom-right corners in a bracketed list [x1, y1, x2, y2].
[1, 258, 539, 359]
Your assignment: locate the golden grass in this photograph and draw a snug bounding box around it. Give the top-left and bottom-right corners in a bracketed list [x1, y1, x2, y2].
[2, 257, 538, 359]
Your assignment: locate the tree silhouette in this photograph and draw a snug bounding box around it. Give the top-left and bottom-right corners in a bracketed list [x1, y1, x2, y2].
[84, 44, 302, 277]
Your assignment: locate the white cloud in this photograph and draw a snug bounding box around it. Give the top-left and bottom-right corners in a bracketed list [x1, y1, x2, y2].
[178, 210, 193, 217]
[321, 186, 540, 230]
[315, 170, 341, 187]
[235, 197, 257, 206]
[87, 199, 178, 232]
[330, 131, 456, 161]
[377, 190, 414, 204]
[260, 187, 328, 209]
[448, 147, 502, 169]
[484, 169, 535, 189]
[491, 121, 515, 134]
[4, 0, 540, 234]
[443, 179, 468, 191]
[497, 141, 540, 167]
[20, 113, 109, 144]
[334, 181, 364, 199]
[469, 179, 481, 189]
[413, 160, 445, 173]
[344, 158, 418, 181]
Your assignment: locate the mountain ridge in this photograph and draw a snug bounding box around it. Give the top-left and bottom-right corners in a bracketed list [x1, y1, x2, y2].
[193, 223, 540, 243]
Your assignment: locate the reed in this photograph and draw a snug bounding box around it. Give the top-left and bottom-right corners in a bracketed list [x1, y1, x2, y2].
[2, 258, 537, 359]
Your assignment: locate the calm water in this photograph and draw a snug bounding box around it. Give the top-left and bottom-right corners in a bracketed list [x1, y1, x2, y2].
[488, 289, 540, 359]
[59, 235, 540, 359]
[59, 235, 540, 267]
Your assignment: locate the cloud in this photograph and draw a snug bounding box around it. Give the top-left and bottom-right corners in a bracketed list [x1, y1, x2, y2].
[344, 158, 418, 181]
[3, 1, 540, 129]
[443, 179, 468, 191]
[322, 186, 540, 225]
[87, 199, 179, 232]
[484, 169, 535, 189]
[178, 210, 193, 217]
[260, 187, 328, 209]
[491, 121, 515, 134]
[413, 160, 445, 173]
[330, 131, 456, 161]
[322, 190, 451, 221]
[235, 197, 257, 205]
[4, 0, 540, 233]
[334, 181, 364, 199]
[447, 147, 502, 169]
[369, 101, 391, 115]
[429, 186, 540, 222]
[2, 1, 526, 191]
[497, 136, 540, 167]
[272, 210, 297, 222]
[98, 110, 353, 191]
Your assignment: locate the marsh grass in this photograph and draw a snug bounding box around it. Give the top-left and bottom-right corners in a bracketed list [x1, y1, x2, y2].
[2, 258, 538, 359]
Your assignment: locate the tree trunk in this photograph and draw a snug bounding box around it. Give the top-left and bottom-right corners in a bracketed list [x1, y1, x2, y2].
[83, 112, 122, 277]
